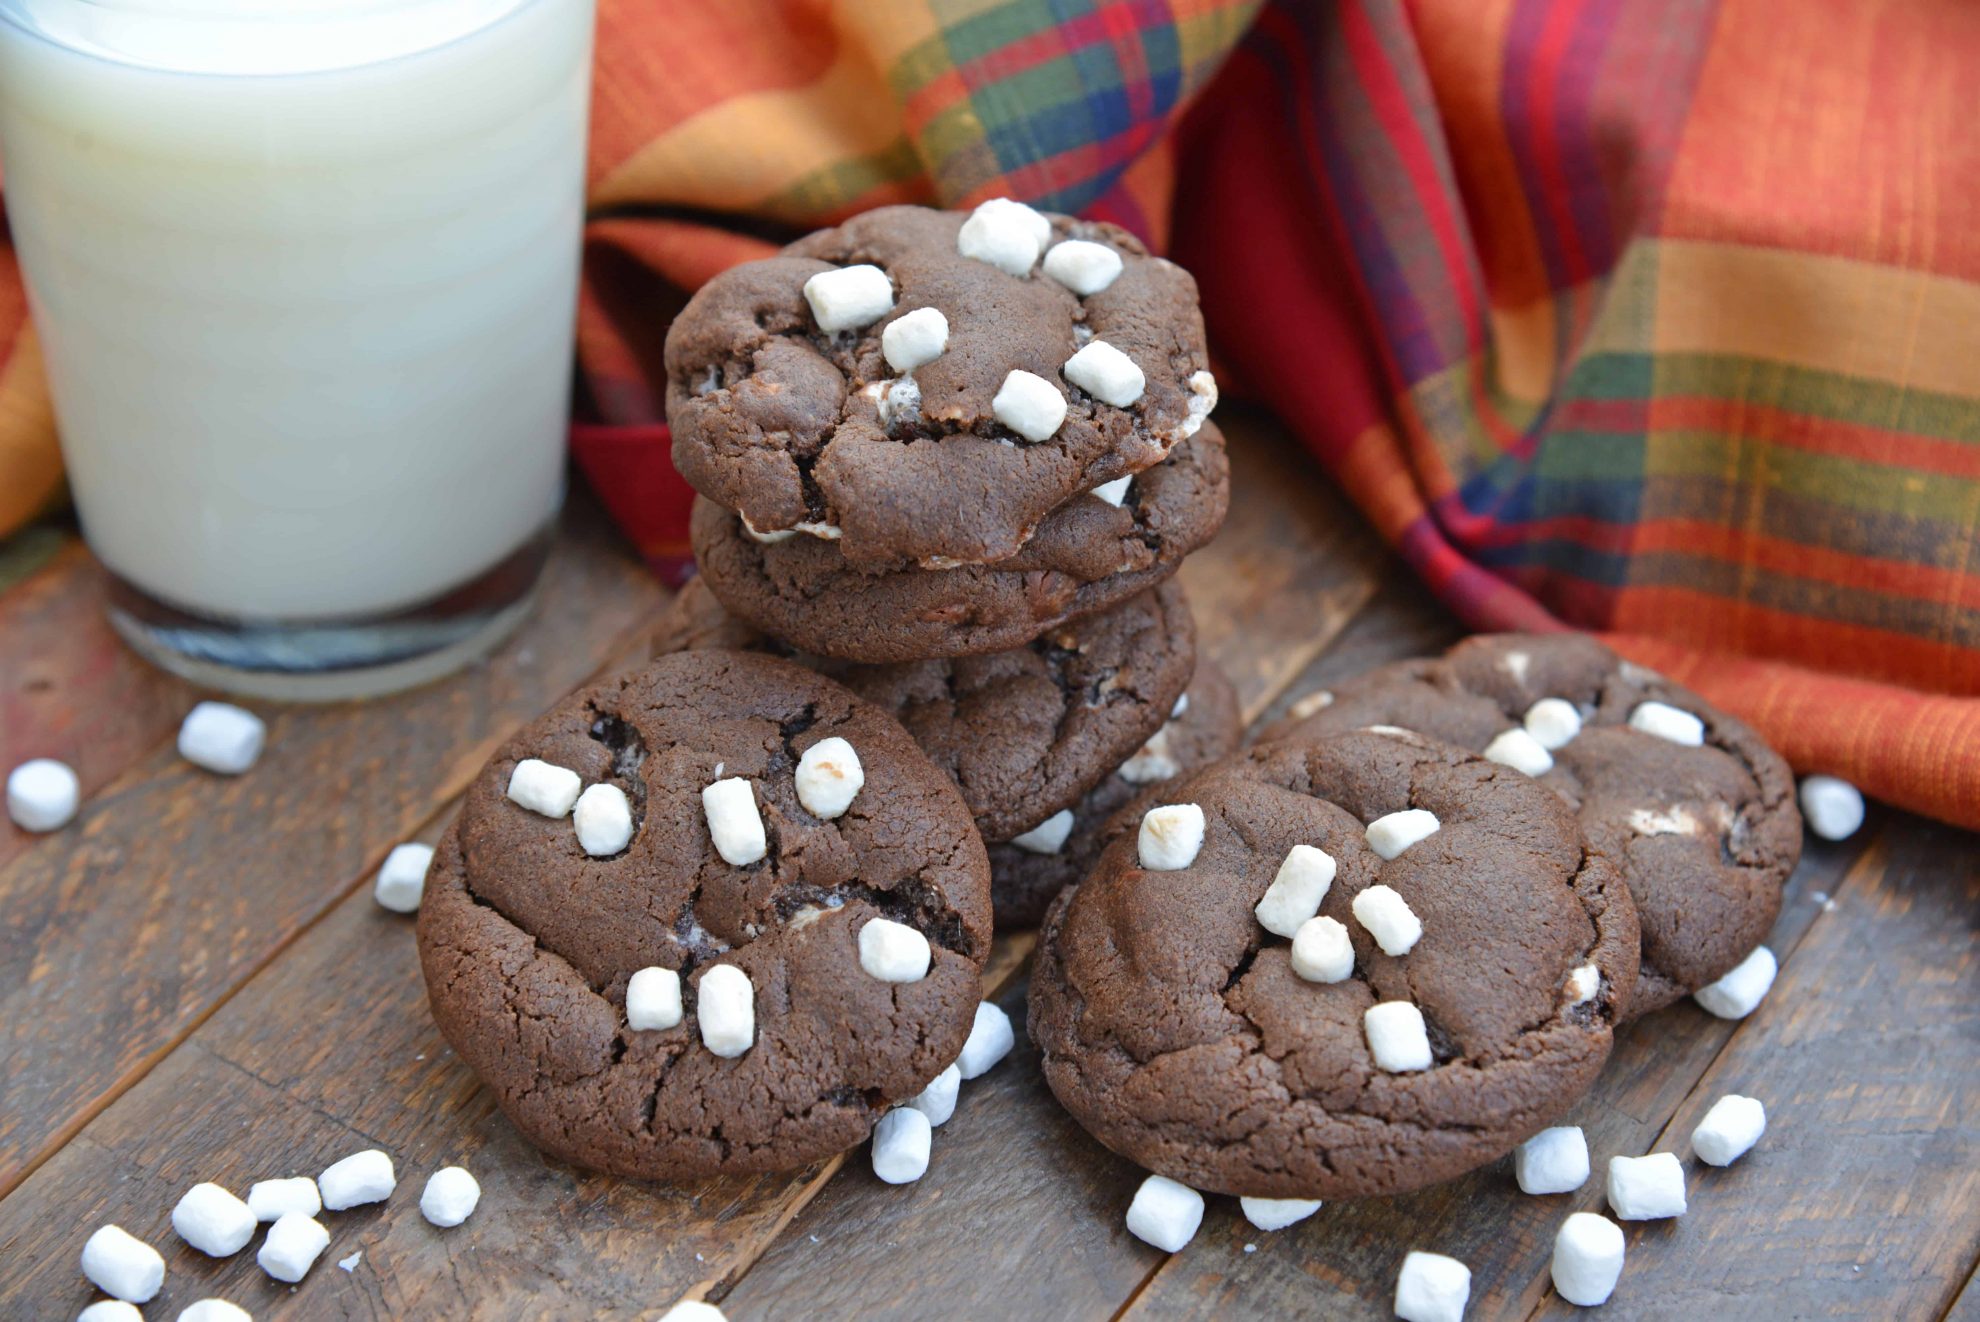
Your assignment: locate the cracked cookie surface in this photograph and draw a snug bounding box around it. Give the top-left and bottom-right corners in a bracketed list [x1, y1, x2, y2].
[416, 650, 991, 1183]
[1259, 633, 1801, 1017]
[1029, 729, 1639, 1199]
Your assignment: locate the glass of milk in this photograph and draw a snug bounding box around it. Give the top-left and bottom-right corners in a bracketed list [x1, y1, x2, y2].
[0, 0, 596, 699]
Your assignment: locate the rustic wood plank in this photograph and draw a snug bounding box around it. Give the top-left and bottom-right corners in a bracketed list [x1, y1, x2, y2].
[1945, 1261, 1980, 1322]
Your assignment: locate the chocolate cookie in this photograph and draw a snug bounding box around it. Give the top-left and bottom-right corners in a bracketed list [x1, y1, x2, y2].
[1260, 633, 1801, 1017]
[989, 658, 1242, 928]
[1029, 728, 1640, 1200]
[417, 650, 992, 1182]
[691, 422, 1229, 663]
[651, 576, 1196, 844]
[666, 202, 1216, 571]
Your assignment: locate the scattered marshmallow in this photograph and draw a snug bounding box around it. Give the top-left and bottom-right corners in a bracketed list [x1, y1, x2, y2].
[796, 737, 864, 820]
[1692, 1094, 1767, 1167]
[1483, 727, 1553, 778]
[178, 702, 265, 775]
[1693, 945, 1776, 1020]
[373, 842, 435, 914]
[802, 264, 894, 333]
[1800, 775, 1865, 841]
[420, 1166, 481, 1227]
[992, 369, 1067, 441]
[1090, 475, 1133, 507]
[1137, 803, 1205, 871]
[1239, 1196, 1322, 1231]
[697, 963, 756, 1058]
[881, 307, 948, 372]
[178, 1302, 251, 1322]
[1290, 916, 1355, 983]
[1255, 844, 1337, 938]
[246, 1177, 319, 1222]
[1552, 1211, 1626, 1306]
[574, 783, 635, 857]
[1565, 963, 1601, 1006]
[702, 776, 767, 866]
[6, 758, 78, 832]
[1514, 1126, 1589, 1195]
[1125, 1174, 1203, 1253]
[660, 1304, 728, 1322]
[1042, 239, 1124, 295]
[172, 1182, 256, 1258]
[1351, 884, 1423, 956]
[957, 198, 1050, 276]
[1523, 698, 1582, 750]
[1010, 808, 1074, 855]
[1364, 1001, 1433, 1073]
[1063, 340, 1146, 407]
[338, 1251, 362, 1272]
[257, 1213, 330, 1283]
[907, 1063, 961, 1126]
[80, 1303, 144, 1322]
[1394, 1250, 1471, 1322]
[318, 1149, 395, 1210]
[81, 1224, 165, 1303]
[627, 965, 684, 1031]
[1606, 1152, 1687, 1220]
[1629, 700, 1705, 747]
[507, 758, 581, 817]
[859, 917, 932, 983]
[871, 1107, 932, 1184]
[957, 1000, 1014, 1079]
[1365, 809, 1440, 860]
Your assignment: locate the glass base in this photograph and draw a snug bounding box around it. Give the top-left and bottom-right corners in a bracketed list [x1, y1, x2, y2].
[104, 527, 551, 702]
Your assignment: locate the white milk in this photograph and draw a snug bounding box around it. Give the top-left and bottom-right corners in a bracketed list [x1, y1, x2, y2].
[0, 0, 595, 620]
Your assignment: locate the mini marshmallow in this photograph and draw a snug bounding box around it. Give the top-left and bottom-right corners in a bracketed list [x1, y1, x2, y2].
[802, 264, 893, 333]
[257, 1213, 330, 1283]
[573, 783, 635, 857]
[1514, 1125, 1589, 1195]
[1394, 1250, 1471, 1322]
[1565, 963, 1601, 1006]
[1606, 1152, 1687, 1220]
[1364, 1001, 1433, 1073]
[796, 737, 864, 820]
[1171, 693, 1189, 718]
[741, 514, 796, 544]
[318, 1149, 395, 1210]
[1010, 808, 1074, 855]
[247, 1177, 320, 1222]
[373, 842, 435, 914]
[338, 1250, 362, 1271]
[178, 1302, 251, 1322]
[661, 1304, 728, 1322]
[1800, 775, 1865, 841]
[1483, 727, 1554, 778]
[992, 369, 1067, 441]
[79, 1303, 144, 1322]
[697, 963, 756, 1057]
[1629, 700, 1705, 746]
[627, 965, 684, 1030]
[1365, 809, 1440, 860]
[1117, 727, 1180, 784]
[420, 1166, 481, 1227]
[1523, 698, 1583, 750]
[871, 1107, 932, 1184]
[1091, 475, 1133, 507]
[1290, 915, 1355, 984]
[172, 1182, 256, 1257]
[1693, 945, 1776, 1019]
[1042, 238, 1124, 295]
[907, 1063, 962, 1126]
[6, 757, 78, 832]
[81, 1224, 165, 1303]
[1255, 844, 1337, 938]
[1239, 1196, 1322, 1231]
[859, 917, 932, 983]
[881, 306, 948, 371]
[1063, 340, 1146, 407]
[1182, 370, 1218, 437]
[1125, 1174, 1204, 1253]
[1351, 884, 1423, 956]
[702, 776, 767, 866]
[508, 758, 581, 817]
[1138, 803, 1205, 871]
[178, 702, 265, 775]
[957, 198, 1050, 276]
[1692, 1094, 1767, 1167]
[1552, 1212, 1626, 1307]
[957, 1000, 1015, 1079]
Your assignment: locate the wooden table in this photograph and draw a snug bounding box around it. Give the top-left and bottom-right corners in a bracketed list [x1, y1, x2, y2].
[2, 411, 1974, 1320]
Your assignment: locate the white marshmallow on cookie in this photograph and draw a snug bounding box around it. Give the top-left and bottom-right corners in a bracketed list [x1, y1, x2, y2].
[957, 1000, 1015, 1078]
[1552, 1211, 1626, 1306]
[1239, 1196, 1321, 1231]
[574, 783, 635, 857]
[1117, 726, 1180, 784]
[319, 1148, 395, 1210]
[1606, 1151, 1687, 1220]
[1365, 809, 1440, 860]
[1364, 1001, 1433, 1072]
[1090, 475, 1133, 507]
[1125, 1174, 1203, 1253]
[1692, 1093, 1767, 1167]
[257, 1213, 330, 1283]
[802, 264, 894, 333]
[172, 1182, 256, 1258]
[871, 1107, 932, 1184]
[697, 964, 756, 1057]
[627, 965, 683, 1030]
[1523, 697, 1582, 750]
[1629, 700, 1705, 746]
[1514, 1125, 1589, 1195]
[796, 737, 864, 820]
[1290, 915, 1355, 983]
[1010, 808, 1074, 855]
[1137, 803, 1204, 870]
[957, 198, 1051, 276]
[1693, 945, 1776, 1019]
[858, 917, 931, 983]
[1255, 844, 1337, 937]
[1042, 239, 1123, 294]
[81, 1224, 165, 1303]
[1800, 774, 1865, 841]
[702, 776, 767, 865]
[1483, 727, 1553, 777]
[373, 842, 435, 914]
[508, 758, 581, 817]
[1564, 963, 1601, 1006]
[1063, 340, 1145, 407]
[992, 369, 1067, 441]
[6, 757, 79, 832]
[907, 1062, 962, 1126]
[179, 701, 266, 775]
[1181, 369, 1218, 437]
[881, 306, 948, 371]
[1394, 1250, 1471, 1322]
[1351, 884, 1422, 956]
